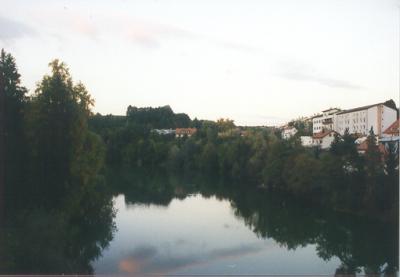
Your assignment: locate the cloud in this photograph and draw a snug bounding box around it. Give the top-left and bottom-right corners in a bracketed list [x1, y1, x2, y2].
[118, 243, 265, 274]
[0, 16, 36, 40]
[118, 245, 158, 273]
[211, 39, 263, 53]
[209, 244, 264, 259]
[72, 16, 97, 39]
[277, 60, 362, 90]
[126, 21, 195, 48]
[124, 19, 261, 53]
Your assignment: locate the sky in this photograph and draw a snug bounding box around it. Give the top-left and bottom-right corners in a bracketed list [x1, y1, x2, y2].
[1, 0, 399, 125]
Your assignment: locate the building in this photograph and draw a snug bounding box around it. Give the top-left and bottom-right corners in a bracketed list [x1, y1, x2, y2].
[357, 139, 386, 156]
[312, 108, 341, 134]
[380, 119, 399, 154]
[175, 128, 197, 138]
[312, 130, 337, 149]
[381, 119, 399, 139]
[335, 102, 397, 137]
[282, 126, 298, 139]
[153, 129, 175, 135]
[312, 115, 323, 134]
[300, 136, 314, 147]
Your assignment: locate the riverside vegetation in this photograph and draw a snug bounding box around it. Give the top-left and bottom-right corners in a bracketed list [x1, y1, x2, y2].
[0, 50, 398, 274]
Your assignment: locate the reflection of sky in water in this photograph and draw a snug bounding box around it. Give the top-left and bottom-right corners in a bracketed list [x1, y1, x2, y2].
[93, 194, 340, 274]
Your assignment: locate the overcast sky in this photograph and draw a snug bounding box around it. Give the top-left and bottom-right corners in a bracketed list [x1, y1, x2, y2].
[1, 0, 399, 125]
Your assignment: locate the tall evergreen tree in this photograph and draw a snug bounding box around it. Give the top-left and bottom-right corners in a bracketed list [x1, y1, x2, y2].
[0, 49, 28, 211]
[365, 127, 382, 177]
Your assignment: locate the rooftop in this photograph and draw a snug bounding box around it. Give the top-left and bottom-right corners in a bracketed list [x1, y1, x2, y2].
[312, 130, 336, 139]
[322, 108, 341, 113]
[336, 101, 396, 115]
[383, 119, 399, 135]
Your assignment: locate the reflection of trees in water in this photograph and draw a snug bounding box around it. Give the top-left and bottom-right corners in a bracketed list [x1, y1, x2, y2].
[110, 170, 398, 275]
[227, 188, 398, 275]
[0, 178, 116, 274]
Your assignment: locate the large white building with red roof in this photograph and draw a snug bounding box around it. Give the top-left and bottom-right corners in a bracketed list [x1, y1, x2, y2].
[335, 102, 397, 136]
[312, 101, 397, 137]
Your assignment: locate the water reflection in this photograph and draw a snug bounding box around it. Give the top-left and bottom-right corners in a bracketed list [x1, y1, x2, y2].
[0, 167, 398, 275]
[94, 169, 398, 275]
[0, 178, 116, 274]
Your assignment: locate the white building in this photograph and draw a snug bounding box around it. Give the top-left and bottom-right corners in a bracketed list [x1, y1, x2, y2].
[335, 103, 397, 136]
[312, 115, 323, 134]
[300, 136, 314, 147]
[282, 126, 298, 139]
[312, 130, 337, 149]
[312, 108, 341, 134]
[153, 129, 175, 135]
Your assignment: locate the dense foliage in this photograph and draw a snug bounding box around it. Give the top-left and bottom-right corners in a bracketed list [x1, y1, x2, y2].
[90, 110, 398, 220]
[0, 50, 115, 274]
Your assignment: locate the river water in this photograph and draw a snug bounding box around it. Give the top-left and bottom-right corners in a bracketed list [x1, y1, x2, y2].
[92, 184, 397, 275]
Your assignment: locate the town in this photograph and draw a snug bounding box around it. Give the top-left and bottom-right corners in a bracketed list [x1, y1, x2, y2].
[281, 100, 399, 154]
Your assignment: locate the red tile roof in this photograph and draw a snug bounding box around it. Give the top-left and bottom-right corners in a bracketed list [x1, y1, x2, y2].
[383, 119, 399, 135]
[357, 140, 386, 155]
[175, 128, 197, 135]
[312, 130, 336, 139]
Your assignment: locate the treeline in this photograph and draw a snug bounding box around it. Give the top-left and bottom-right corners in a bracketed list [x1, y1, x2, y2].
[1, 50, 115, 273]
[92, 109, 398, 219]
[1, 48, 398, 223]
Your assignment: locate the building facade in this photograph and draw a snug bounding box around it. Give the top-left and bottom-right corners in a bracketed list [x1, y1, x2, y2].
[300, 136, 313, 147]
[175, 128, 197, 138]
[312, 108, 341, 134]
[335, 103, 397, 136]
[312, 130, 337, 149]
[282, 126, 298, 139]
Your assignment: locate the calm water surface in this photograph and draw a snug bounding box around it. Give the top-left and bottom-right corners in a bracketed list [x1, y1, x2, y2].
[1, 172, 397, 275]
[92, 189, 395, 275]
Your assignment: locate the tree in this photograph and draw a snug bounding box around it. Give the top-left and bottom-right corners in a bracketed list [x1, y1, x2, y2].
[365, 127, 382, 178]
[330, 129, 361, 173]
[363, 127, 384, 208]
[216, 118, 235, 132]
[28, 60, 100, 207]
[0, 49, 28, 211]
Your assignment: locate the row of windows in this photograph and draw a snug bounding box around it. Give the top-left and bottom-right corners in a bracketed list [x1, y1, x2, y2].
[338, 117, 367, 124]
[339, 111, 366, 120]
[338, 125, 367, 132]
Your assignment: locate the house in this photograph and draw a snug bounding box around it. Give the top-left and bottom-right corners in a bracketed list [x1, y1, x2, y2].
[312, 108, 341, 134]
[312, 130, 337, 149]
[312, 114, 323, 134]
[335, 102, 397, 136]
[380, 119, 399, 154]
[300, 136, 314, 147]
[175, 128, 197, 138]
[282, 126, 298, 139]
[381, 119, 399, 139]
[357, 139, 386, 156]
[354, 136, 367, 145]
[153, 129, 175, 135]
